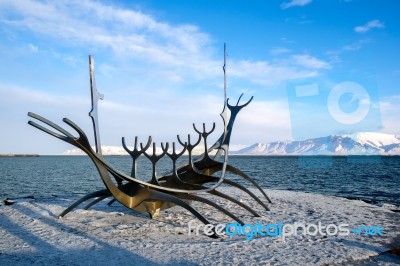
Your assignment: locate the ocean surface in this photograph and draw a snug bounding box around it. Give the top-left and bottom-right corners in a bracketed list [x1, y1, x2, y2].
[1, 155, 399, 207]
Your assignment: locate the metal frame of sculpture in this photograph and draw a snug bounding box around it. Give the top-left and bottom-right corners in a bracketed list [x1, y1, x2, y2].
[27, 45, 271, 236]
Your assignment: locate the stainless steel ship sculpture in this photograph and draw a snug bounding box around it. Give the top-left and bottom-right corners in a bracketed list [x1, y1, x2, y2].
[27, 45, 271, 236]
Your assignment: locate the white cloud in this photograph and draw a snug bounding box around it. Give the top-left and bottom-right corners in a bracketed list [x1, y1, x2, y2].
[284, 15, 313, 25]
[98, 63, 117, 77]
[354, 19, 384, 33]
[281, 0, 312, 9]
[342, 39, 370, 51]
[0, 83, 86, 108]
[325, 39, 371, 64]
[280, 37, 295, 44]
[28, 43, 38, 53]
[0, 0, 211, 68]
[270, 47, 291, 55]
[229, 60, 319, 86]
[292, 54, 331, 69]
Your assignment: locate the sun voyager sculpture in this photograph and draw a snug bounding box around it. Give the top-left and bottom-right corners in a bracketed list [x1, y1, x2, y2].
[28, 45, 271, 237]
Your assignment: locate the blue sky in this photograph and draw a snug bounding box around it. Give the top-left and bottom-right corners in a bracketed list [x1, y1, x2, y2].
[0, 0, 399, 154]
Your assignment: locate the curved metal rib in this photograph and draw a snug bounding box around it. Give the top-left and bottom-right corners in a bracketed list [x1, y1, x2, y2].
[175, 193, 245, 225]
[154, 172, 261, 218]
[226, 164, 272, 203]
[179, 172, 270, 211]
[208, 189, 260, 217]
[190, 160, 272, 204]
[107, 198, 116, 206]
[83, 195, 110, 210]
[59, 189, 110, 218]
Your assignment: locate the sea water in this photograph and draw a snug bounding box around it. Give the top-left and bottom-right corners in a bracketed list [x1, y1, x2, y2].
[1, 155, 399, 207]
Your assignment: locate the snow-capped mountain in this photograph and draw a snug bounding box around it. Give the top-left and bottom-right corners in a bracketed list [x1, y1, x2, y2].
[230, 132, 400, 155]
[63, 146, 132, 155]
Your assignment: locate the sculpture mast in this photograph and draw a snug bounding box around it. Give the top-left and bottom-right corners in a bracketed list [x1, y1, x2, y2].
[223, 43, 227, 105]
[212, 43, 229, 154]
[88, 55, 104, 155]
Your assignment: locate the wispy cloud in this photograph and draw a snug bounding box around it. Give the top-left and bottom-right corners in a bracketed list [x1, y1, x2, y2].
[280, 37, 295, 44]
[0, 83, 86, 107]
[281, 0, 312, 9]
[354, 19, 384, 33]
[292, 54, 331, 69]
[27, 43, 38, 53]
[284, 15, 313, 25]
[0, 0, 211, 68]
[229, 60, 320, 86]
[270, 47, 291, 55]
[342, 39, 371, 51]
[325, 39, 371, 63]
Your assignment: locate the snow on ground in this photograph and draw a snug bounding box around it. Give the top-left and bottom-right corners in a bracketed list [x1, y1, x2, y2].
[1, 188, 399, 265]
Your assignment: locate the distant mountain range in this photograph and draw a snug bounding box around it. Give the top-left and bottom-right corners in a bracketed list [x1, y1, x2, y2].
[230, 132, 400, 156]
[63, 132, 400, 156]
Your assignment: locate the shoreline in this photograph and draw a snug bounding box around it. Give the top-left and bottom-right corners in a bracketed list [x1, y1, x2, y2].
[1, 188, 399, 265]
[0, 154, 39, 157]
